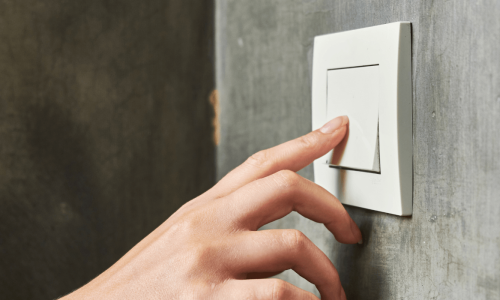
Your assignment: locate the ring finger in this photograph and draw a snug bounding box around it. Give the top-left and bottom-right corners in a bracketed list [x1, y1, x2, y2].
[227, 229, 345, 300]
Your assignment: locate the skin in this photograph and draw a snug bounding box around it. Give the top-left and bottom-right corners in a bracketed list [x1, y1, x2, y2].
[62, 115, 362, 300]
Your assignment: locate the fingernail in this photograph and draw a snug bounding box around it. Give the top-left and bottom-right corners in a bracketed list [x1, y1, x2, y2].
[319, 116, 348, 134]
[358, 238, 363, 245]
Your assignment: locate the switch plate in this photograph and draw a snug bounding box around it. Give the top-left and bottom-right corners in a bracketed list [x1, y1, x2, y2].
[312, 22, 412, 216]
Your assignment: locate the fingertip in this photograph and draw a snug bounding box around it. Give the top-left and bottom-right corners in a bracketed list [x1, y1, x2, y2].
[341, 115, 349, 126]
[319, 115, 349, 134]
[333, 123, 348, 139]
[326, 123, 348, 152]
[349, 218, 363, 245]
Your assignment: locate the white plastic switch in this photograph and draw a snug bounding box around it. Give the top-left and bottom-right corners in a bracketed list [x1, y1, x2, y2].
[312, 22, 413, 216]
[326, 66, 380, 173]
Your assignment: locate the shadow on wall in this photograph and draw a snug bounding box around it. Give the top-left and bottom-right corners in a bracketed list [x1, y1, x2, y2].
[332, 206, 385, 300]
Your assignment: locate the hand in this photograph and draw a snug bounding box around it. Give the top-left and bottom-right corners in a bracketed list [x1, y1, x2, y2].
[62, 115, 361, 300]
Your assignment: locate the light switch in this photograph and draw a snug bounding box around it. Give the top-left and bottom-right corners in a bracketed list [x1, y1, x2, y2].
[326, 66, 380, 173]
[311, 22, 413, 216]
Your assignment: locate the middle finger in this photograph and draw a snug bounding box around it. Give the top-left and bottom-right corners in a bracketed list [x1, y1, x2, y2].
[220, 169, 361, 244]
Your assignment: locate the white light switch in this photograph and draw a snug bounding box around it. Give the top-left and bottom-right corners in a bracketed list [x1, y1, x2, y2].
[311, 22, 413, 216]
[326, 66, 380, 173]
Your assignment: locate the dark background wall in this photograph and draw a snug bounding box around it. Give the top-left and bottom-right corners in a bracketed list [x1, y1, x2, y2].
[0, 1, 215, 299]
[216, 0, 500, 299]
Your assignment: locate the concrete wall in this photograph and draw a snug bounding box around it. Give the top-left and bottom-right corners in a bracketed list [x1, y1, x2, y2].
[216, 1, 500, 299]
[0, 1, 215, 299]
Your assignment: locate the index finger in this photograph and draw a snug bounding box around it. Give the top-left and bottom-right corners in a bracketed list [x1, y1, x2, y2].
[210, 116, 349, 198]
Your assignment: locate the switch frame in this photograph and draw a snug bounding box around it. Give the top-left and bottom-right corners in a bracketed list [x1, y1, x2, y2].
[312, 22, 413, 216]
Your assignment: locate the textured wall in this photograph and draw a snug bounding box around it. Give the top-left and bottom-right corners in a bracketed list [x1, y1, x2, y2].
[0, 1, 215, 299]
[216, 0, 500, 299]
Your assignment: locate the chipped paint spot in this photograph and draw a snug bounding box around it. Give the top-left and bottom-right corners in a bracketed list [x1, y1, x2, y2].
[430, 215, 438, 222]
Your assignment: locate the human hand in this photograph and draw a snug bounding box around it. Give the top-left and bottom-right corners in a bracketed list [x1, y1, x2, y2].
[62, 115, 361, 300]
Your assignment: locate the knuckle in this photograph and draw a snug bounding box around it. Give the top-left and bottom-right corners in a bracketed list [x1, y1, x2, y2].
[269, 279, 289, 300]
[185, 243, 215, 270]
[245, 150, 271, 169]
[273, 170, 301, 189]
[169, 211, 203, 235]
[281, 229, 308, 252]
[164, 217, 195, 237]
[297, 132, 321, 151]
[189, 244, 208, 261]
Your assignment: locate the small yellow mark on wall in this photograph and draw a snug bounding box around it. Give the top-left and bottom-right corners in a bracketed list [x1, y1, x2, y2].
[209, 90, 220, 145]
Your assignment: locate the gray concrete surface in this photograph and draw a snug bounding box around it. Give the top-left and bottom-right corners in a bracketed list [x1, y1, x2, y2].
[0, 1, 215, 299]
[216, 0, 500, 299]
